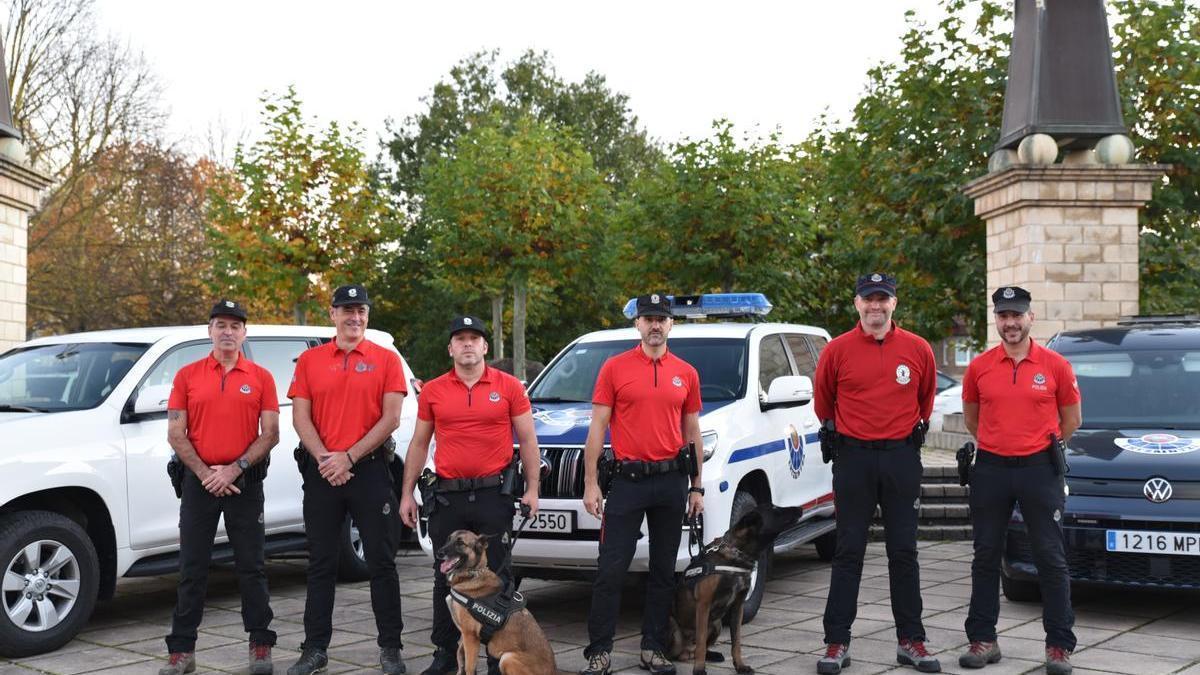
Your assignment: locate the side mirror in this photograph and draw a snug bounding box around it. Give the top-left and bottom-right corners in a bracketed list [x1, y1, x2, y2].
[762, 375, 813, 411]
[133, 384, 173, 415]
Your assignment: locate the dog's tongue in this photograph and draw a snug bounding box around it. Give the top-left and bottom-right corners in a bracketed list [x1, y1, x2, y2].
[439, 558, 455, 575]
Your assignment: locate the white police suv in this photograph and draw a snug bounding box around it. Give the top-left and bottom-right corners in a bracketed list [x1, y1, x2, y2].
[418, 293, 836, 621]
[0, 326, 418, 657]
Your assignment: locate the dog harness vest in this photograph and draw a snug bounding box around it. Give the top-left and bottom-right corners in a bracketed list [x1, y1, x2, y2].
[682, 539, 757, 588]
[448, 578, 527, 644]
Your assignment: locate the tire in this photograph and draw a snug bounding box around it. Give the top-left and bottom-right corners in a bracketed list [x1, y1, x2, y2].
[0, 511, 101, 658]
[727, 489, 771, 624]
[814, 530, 836, 562]
[1001, 568, 1042, 602]
[336, 515, 370, 582]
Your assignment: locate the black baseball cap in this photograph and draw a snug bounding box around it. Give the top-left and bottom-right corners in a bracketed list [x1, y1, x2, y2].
[331, 284, 371, 307]
[856, 273, 897, 298]
[992, 286, 1032, 313]
[449, 315, 489, 340]
[635, 293, 672, 318]
[209, 299, 248, 322]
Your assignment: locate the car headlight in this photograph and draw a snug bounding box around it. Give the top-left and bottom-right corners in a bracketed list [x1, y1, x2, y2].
[701, 431, 718, 460]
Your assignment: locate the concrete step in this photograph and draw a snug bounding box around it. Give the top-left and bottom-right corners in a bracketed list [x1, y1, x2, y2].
[871, 503, 971, 523]
[927, 430, 973, 452]
[871, 524, 973, 541]
[921, 483, 969, 500]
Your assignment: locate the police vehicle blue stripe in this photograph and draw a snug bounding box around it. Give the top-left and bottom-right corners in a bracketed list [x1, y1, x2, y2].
[728, 433, 820, 464]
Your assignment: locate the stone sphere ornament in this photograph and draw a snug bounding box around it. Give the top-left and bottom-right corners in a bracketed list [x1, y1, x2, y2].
[988, 149, 1019, 173]
[1062, 149, 1099, 165]
[1017, 133, 1058, 165]
[1095, 134, 1135, 164]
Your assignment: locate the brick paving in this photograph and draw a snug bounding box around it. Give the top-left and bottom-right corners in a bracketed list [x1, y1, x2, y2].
[3, 541, 1198, 674]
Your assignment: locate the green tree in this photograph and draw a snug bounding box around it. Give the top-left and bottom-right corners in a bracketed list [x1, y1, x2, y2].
[385, 49, 659, 202]
[798, 0, 1009, 342]
[1111, 0, 1200, 314]
[420, 114, 612, 378]
[618, 121, 816, 319]
[208, 87, 396, 324]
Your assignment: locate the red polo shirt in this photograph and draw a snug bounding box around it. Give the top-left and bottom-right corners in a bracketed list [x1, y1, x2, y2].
[168, 353, 279, 465]
[288, 338, 407, 452]
[963, 339, 1080, 456]
[592, 346, 701, 462]
[418, 366, 532, 479]
[814, 322, 936, 440]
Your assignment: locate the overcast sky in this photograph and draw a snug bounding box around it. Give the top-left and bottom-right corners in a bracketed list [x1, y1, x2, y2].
[94, 0, 952, 155]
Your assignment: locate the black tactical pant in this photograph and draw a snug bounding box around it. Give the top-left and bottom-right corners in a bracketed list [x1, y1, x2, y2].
[823, 441, 925, 645]
[428, 485, 514, 666]
[166, 472, 275, 653]
[966, 454, 1076, 651]
[300, 455, 403, 651]
[586, 471, 688, 656]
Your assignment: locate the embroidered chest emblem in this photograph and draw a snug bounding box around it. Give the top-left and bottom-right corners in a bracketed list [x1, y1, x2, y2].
[1032, 372, 1048, 390]
[355, 361, 376, 373]
[489, 391, 501, 403]
[672, 375, 683, 387]
[239, 384, 252, 394]
[895, 364, 911, 385]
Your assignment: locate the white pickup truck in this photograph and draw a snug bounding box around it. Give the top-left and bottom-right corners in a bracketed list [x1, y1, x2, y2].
[0, 325, 417, 656]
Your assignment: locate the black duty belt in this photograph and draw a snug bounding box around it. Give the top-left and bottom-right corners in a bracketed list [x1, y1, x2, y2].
[436, 474, 503, 492]
[842, 436, 912, 451]
[976, 449, 1052, 467]
[614, 457, 682, 480]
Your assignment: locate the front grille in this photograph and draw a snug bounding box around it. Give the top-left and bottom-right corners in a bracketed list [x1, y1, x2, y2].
[1068, 478, 1200, 500]
[1066, 550, 1200, 588]
[539, 446, 587, 498]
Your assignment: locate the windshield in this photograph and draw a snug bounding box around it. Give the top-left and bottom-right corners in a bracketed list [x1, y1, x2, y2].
[1068, 349, 1200, 429]
[528, 338, 747, 404]
[0, 342, 149, 412]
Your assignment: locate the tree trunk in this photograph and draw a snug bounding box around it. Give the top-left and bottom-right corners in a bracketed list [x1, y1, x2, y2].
[293, 302, 306, 325]
[513, 280, 527, 381]
[491, 293, 505, 360]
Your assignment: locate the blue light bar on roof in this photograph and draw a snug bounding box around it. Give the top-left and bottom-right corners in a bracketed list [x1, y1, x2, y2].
[621, 293, 773, 319]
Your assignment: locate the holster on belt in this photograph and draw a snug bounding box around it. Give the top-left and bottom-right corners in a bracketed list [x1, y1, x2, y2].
[418, 467, 440, 517]
[955, 441, 976, 487]
[818, 420, 840, 464]
[678, 442, 700, 478]
[293, 443, 313, 476]
[1048, 434, 1070, 476]
[167, 454, 185, 499]
[909, 420, 929, 450]
[597, 449, 615, 496]
[500, 456, 523, 497]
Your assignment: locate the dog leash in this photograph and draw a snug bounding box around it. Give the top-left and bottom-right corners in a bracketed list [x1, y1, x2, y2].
[687, 516, 703, 558]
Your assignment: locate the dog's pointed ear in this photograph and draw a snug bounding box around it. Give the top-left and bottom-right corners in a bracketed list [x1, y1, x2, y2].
[477, 533, 496, 549]
[735, 509, 764, 531]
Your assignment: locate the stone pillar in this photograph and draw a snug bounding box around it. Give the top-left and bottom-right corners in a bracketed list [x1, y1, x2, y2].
[0, 154, 51, 351]
[963, 165, 1169, 347]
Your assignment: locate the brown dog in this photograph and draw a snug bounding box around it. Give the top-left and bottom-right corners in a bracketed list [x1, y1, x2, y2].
[667, 505, 804, 674]
[438, 530, 567, 675]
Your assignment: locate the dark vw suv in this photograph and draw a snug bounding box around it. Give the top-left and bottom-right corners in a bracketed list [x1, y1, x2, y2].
[1002, 316, 1200, 599]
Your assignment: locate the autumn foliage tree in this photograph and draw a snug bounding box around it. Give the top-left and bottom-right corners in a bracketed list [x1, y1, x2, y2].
[208, 87, 396, 324]
[28, 142, 215, 332]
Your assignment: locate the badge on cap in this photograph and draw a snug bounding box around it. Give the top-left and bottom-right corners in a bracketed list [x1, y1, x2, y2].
[1002, 287, 1016, 299]
[895, 364, 911, 385]
[348, 288, 358, 298]
[464, 317, 473, 325]
[239, 384, 251, 394]
[489, 391, 500, 403]
[871, 273, 882, 283]
[225, 300, 235, 308]
[651, 293, 660, 303]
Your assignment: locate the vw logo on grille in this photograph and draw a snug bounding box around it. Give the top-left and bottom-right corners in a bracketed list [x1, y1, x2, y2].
[1143, 477, 1173, 503]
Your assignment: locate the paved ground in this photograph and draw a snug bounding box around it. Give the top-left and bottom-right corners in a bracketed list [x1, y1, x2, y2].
[4, 541, 1199, 675]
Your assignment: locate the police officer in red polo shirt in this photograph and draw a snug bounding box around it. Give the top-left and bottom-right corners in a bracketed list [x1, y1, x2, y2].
[287, 284, 409, 675]
[814, 273, 940, 675]
[579, 293, 704, 675]
[160, 300, 279, 675]
[958, 287, 1080, 675]
[398, 315, 541, 675]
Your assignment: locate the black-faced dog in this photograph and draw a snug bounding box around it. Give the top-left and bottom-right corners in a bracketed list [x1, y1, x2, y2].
[667, 504, 804, 674]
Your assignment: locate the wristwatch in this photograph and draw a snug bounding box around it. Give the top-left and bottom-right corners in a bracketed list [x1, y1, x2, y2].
[236, 458, 250, 472]
[688, 486, 705, 496]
